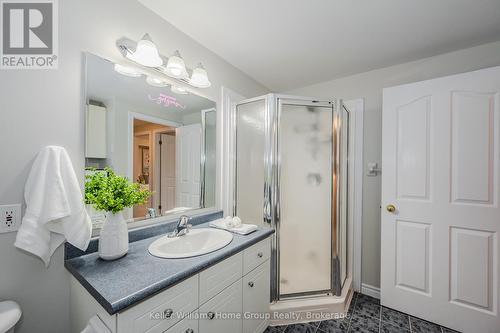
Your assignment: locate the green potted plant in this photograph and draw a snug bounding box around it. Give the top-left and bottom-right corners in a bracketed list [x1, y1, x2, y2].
[85, 168, 151, 260]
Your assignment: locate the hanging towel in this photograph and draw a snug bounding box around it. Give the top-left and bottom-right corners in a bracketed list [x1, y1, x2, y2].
[14, 146, 92, 267]
[81, 315, 111, 333]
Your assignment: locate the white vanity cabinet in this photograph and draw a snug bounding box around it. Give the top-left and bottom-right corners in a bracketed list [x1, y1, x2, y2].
[70, 237, 271, 333]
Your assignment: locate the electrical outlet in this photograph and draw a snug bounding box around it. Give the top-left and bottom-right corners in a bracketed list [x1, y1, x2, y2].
[0, 204, 21, 233]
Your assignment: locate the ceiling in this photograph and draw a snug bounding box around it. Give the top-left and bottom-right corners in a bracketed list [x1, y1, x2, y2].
[138, 0, 500, 91]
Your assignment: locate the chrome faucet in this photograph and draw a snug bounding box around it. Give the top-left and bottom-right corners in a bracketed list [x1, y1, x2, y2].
[168, 215, 192, 238]
[147, 208, 157, 218]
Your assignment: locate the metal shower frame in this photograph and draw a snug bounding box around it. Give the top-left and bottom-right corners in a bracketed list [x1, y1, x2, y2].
[233, 94, 348, 302]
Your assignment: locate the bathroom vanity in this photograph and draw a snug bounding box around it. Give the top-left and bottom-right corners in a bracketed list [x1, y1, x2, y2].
[76, 52, 276, 333]
[66, 216, 273, 333]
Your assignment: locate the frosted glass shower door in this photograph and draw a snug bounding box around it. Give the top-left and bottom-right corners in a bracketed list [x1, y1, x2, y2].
[202, 108, 217, 208]
[235, 98, 269, 226]
[339, 105, 349, 286]
[278, 101, 333, 296]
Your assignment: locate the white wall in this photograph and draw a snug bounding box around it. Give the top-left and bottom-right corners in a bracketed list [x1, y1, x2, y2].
[288, 40, 500, 289]
[0, 1, 267, 332]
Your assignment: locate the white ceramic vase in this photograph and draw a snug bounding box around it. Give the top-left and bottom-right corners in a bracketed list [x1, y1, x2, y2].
[98, 211, 129, 260]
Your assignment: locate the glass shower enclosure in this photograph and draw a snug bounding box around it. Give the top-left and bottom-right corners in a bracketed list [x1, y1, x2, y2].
[234, 94, 349, 301]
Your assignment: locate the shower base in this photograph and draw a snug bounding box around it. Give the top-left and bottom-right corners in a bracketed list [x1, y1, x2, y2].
[269, 278, 354, 326]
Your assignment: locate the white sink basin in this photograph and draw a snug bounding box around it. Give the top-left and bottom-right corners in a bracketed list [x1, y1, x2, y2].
[148, 228, 234, 259]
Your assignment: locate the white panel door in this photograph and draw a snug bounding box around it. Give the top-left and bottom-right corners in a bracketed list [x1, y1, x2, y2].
[382, 66, 500, 333]
[176, 124, 201, 208]
[160, 133, 176, 212]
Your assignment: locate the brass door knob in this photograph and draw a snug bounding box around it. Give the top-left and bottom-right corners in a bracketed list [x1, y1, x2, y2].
[386, 204, 396, 213]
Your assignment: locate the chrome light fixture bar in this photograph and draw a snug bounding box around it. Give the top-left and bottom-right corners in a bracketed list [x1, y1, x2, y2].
[117, 35, 211, 88]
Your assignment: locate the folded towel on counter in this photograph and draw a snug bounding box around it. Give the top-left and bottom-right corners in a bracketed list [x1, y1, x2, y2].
[81, 315, 111, 333]
[14, 146, 92, 267]
[223, 215, 242, 228]
[209, 217, 258, 235]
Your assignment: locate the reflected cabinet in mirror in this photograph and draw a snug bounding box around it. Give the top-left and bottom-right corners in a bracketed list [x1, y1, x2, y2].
[84, 53, 217, 226]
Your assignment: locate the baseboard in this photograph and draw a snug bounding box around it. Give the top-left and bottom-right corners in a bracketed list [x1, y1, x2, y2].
[361, 283, 380, 299]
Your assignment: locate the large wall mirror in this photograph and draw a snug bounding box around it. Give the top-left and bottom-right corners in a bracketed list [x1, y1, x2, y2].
[84, 53, 217, 226]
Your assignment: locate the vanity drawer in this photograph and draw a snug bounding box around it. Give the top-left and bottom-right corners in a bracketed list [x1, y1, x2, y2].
[161, 311, 198, 333]
[243, 238, 271, 275]
[117, 276, 198, 333]
[199, 280, 243, 333]
[199, 252, 243, 305]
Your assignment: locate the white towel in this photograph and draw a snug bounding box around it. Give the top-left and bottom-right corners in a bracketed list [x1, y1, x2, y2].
[209, 218, 258, 235]
[14, 146, 92, 267]
[81, 315, 111, 333]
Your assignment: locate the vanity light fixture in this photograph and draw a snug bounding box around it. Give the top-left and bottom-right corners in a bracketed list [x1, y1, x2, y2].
[113, 64, 142, 77]
[189, 63, 211, 88]
[116, 34, 211, 89]
[171, 85, 188, 95]
[125, 34, 163, 68]
[146, 76, 169, 87]
[163, 50, 189, 79]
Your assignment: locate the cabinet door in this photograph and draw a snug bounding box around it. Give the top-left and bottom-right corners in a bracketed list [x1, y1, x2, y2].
[85, 104, 107, 158]
[243, 261, 270, 333]
[199, 280, 242, 333]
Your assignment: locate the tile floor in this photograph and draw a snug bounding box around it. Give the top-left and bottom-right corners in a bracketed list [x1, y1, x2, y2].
[264, 292, 460, 333]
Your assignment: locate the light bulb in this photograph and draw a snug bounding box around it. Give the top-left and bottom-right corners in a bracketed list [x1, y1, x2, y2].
[171, 85, 188, 95]
[114, 64, 142, 77]
[146, 76, 168, 87]
[126, 34, 163, 67]
[163, 50, 188, 79]
[189, 63, 211, 88]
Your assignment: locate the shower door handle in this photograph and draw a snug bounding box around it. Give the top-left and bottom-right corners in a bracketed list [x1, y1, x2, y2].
[263, 184, 272, 224]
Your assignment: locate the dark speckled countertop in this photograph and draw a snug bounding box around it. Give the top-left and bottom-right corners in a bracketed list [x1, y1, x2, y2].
[65, 222, 274, 315]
